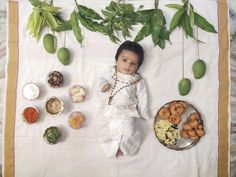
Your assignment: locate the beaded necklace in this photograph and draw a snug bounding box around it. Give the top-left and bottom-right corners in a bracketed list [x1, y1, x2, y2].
[108, 67, 142, 105]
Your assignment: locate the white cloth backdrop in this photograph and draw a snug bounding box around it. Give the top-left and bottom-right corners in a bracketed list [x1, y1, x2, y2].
[11, 0, 219, 176]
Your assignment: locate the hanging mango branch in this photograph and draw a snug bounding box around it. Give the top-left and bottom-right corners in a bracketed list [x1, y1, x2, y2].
[26, 0, 64, 40]
[166, 0, 217, 41]
[134, 0, 170, 49]
[167, 0, 217, 95]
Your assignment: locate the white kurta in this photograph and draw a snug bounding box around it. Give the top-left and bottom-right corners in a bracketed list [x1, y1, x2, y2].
[96, 66, 151, 158]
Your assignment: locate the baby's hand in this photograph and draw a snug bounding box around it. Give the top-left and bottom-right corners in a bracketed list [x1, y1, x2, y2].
[101, 83, 111, 92]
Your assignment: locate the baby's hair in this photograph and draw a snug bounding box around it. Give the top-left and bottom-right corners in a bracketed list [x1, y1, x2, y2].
[115, 40, 144, 69]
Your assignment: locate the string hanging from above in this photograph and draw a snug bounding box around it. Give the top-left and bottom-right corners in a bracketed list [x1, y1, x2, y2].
[178, 30, 191, 96]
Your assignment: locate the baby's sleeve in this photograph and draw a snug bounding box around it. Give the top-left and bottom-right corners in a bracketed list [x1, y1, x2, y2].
[136, 79, 152, 120]
[98, 66, 114, 89]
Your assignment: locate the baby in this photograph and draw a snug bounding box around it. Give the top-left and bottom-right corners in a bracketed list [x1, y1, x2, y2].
[96, 41, 151, 158]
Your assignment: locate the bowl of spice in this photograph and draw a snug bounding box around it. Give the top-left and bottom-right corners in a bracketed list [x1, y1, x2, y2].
[22, 82, 40, 100]
[68, 111, 86, 129]
[47, 71, 64, 88]
[43, 126, 62, 144]
[45, 96, 64, 116]
[22, 106, 40, 124]
[68, 85, 86, 103]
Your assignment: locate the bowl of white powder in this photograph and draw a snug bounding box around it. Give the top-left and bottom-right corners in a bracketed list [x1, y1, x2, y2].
[22, 82, 40, 100]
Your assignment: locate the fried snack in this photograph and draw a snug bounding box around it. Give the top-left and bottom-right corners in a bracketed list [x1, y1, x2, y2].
[180, 129, 189, 138]
[179, 101, 188, 112]
[189, 119, 199, 128]
[189, 112, 200, 121]
[187, 130, 197, 137]
[169, 115, 181, 125]
[170, 102, 185, 116]
[196, 129, 205, 137]
[158, 107, 171, 120]
[183, 123, 192, 130]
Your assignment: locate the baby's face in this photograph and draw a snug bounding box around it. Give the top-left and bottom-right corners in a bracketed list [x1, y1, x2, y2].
[116, 49, 139, 75]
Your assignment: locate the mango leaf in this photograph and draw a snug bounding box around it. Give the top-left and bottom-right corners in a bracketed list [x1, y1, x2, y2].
[53, 21, 72, 32]
[26, 12, 34, 31]
[157, 38, 165, 49]
[74, 0, 102, 20]
[189, 5, 194, 28]
[165, 4, 183, 10]
[194, 12, 217, 33]
[43, 11, 58, 29]
[160, 27, 170, 41]
[134, 24, 151, 42]
[77, 13, 96, 32]
[169, 9, 185, 32]
[29, 0, 42, 7]
[69, 11, 83, 43]
[108, 33, 120, 43]
[42, 5, 61, 14]
[151, 10, 164, 46]
[77, 4, 103, 20]
[135, 9, 153, 24]
[32, 9, 41, 39]
[101, 10, 113, 18]
[123, 3, 134, 12]
[34, 14, 44, 40]
[182, 14, 193, 38]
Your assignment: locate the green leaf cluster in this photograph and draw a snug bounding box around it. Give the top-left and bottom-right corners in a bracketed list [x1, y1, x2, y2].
[53, 0, 104, 44]
[27, 0, 64, 40]
[101, 1, 137, 43]
[167, 0, 217, 40]
[134, 9, 170, 49]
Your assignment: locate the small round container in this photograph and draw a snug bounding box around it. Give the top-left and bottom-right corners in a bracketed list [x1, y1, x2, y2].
[22, 82, 40, 100]
[46, 71, 64, 88]
[43, 126, 62, 144]
[22, 106, 40, 124]
[68, 111, 86, 129]
[68, 85, 86, 103]
[45, 96, 64, 116]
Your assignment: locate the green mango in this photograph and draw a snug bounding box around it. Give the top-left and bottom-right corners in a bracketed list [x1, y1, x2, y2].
[43, 34, 56, 54]
[192, 59, 206, 79]
[178, 78, 191, 96]
[57, 47, 70, 65]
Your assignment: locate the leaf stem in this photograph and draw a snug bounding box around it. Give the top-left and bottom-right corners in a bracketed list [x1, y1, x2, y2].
[197, 27, 200, 59]
[182, 29, 185, 79]
[63, 31, 66, 48]
[154, 0, 159, 9]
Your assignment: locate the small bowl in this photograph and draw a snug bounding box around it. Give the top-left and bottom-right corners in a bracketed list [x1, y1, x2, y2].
[45, 96, 64, 116]
[22, 82, 40, 100]
[43, 126, 62, 144]
[68, 111, 86, 129]
[46, 71, 64, 88]
[22, 106, 40, 124]
[68, 85, 86, 103]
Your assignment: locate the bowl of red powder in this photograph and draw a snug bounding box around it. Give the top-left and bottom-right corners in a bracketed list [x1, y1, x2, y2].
[22, 106, 40, 124]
